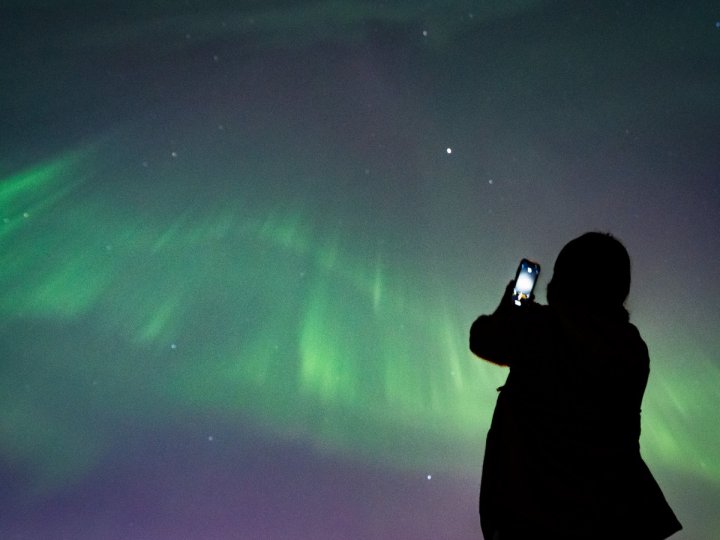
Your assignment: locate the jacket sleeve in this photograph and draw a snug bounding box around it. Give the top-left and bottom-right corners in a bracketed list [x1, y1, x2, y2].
[470, 313, 513, 365]
[469, 281, 538, 366]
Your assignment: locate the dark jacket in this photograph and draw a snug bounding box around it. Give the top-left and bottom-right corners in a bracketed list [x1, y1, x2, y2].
[470, 298, 682, 540]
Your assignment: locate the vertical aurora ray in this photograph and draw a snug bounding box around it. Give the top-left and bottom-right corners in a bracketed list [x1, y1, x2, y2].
[0, 152, 98, 317]
[641, 351, 720, 479]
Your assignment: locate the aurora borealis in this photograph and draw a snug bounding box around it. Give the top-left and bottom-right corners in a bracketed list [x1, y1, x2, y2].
[2, 1, 719, 538]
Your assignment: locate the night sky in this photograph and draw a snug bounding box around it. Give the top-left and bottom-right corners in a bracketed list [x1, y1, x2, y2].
[1, 1, 719, 538]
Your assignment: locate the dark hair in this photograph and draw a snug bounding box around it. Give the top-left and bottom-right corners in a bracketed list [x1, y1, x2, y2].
[546, 232, 631, 320]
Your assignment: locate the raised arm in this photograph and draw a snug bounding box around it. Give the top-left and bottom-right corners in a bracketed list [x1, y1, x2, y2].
[469, 281, 538, 366]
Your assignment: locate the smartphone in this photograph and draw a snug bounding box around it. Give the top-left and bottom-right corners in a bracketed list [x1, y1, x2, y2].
[512, 259, 541, 306]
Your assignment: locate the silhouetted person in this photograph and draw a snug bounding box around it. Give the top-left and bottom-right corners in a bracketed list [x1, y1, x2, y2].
[470, 232, 681, 540]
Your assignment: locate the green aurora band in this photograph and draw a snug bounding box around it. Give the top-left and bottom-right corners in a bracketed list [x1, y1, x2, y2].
[1, 148, 718, 496]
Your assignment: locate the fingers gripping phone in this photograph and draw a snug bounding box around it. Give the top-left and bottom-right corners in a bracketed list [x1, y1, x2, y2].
[512, 259, 541, 306]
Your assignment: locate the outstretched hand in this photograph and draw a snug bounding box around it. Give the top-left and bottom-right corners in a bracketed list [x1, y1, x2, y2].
[494, 280, 536, 314]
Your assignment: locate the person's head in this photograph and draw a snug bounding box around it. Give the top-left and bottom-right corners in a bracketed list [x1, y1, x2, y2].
[546, 232, 631, 320]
